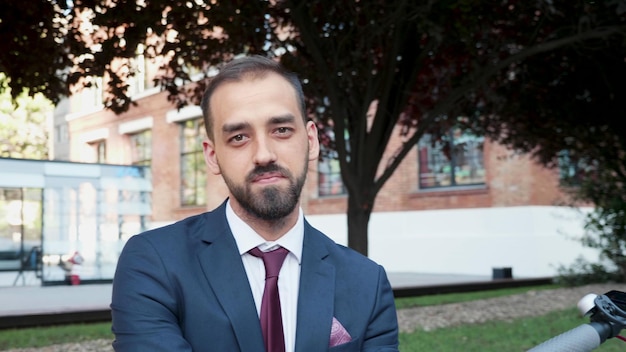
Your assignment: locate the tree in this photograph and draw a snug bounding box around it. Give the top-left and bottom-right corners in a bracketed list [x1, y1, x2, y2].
[2, 0, 625, 256]
[0, 0, 73, 104]
[460, 17, 626, 279]
[0, 75, 53, 160]
[574, 168, 626, 281]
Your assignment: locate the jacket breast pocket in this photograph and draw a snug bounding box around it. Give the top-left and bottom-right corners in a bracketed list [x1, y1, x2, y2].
[329, 338, 360, 351]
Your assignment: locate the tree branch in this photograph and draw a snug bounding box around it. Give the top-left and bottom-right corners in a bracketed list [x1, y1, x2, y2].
[374, 25, 626, 191]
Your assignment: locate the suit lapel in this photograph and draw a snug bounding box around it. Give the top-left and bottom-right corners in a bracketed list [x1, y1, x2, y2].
[196, 205, 264, 351]
[294, 223, 335, 351]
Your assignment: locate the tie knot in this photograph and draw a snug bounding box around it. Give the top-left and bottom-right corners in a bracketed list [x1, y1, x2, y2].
[249, 247, 289, 278]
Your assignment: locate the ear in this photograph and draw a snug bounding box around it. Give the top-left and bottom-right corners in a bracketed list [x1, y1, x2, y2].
[203, 139, 222, 175]
[306, 120, 320, 161]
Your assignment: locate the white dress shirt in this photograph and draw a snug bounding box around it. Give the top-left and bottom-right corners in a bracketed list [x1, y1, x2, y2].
[226, 200, 303, 352]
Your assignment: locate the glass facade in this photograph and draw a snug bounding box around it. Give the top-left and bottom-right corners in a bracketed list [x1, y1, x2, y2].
[0, 187, 43, 284]
[0, 159, 151, 285]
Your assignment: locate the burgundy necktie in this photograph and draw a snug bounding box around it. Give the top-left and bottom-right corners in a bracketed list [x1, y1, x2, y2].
[249, 246, 289, 352]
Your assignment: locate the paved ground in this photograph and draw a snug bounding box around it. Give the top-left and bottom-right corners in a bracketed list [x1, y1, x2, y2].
[387, 272, 491, 288]
[0, 272, 493, 317]
[0, 284, 112, 317]
[5, 283, 626, 352]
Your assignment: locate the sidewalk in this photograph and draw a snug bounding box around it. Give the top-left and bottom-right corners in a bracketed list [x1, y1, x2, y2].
[0, 272, 517, 316]
[388, 272, 491, 289]
[0, 272, 552, 329]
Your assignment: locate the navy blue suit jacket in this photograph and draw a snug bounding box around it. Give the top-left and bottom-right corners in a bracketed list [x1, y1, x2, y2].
[111, 202, 399, 351]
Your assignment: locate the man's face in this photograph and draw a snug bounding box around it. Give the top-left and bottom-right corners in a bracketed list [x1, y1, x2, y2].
[203, 72, 319, 221]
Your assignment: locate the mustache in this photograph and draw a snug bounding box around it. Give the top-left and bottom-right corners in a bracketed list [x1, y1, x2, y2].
[246, 164, 290, 182]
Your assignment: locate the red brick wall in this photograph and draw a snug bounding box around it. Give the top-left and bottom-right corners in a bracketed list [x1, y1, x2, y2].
[304, 127, 570, 215]
[67, 91, 571, 224]
[487, 142, 568, 207]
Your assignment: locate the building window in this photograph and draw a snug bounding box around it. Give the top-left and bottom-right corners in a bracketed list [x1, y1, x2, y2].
[317, 123, 347, 197]
[180, 119, 206, 207]
[93, 140, 106, 163]
[557, 150, 587, 186]
[318, 152, 346, 197]
[129, 130, 152, 167]
[418, 129, 486, 189]
[82, 76, 104, 108]
[55, 124, 68, 143]
[93, 77, 104, 107]
[127, 44, 149, 97]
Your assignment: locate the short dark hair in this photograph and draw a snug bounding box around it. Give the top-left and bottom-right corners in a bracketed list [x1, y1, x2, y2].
[200, 55, 306, 140]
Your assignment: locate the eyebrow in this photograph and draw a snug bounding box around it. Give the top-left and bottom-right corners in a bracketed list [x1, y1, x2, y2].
[268, 114, 296, 125]
[222, 121, 250, 135]
[221, 114, 296, 134]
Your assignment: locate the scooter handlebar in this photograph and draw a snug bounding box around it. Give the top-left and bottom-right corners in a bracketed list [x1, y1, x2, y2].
[527, 322, 611, 352]
[528, 291, 626, 352]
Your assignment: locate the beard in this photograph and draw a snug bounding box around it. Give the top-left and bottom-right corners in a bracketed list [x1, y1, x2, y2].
[222, 158, 308, 221]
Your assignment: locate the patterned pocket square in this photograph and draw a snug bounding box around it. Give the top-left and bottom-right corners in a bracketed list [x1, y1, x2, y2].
[329, 317, 352, 347]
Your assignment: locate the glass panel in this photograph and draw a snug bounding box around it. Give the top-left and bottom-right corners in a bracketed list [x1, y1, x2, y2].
[180, 119, 207, 206]
[557, 150, 586, 186]
[181, 152, 207, 206]
[418, 134, 451, 188]
[0, 159, 150, 285]
[41, 166, 150, 284]
[130, 130, 152, 173]
[452, 131, 486, 186]
[318, 156, 346, 196]
[0, 188, 43, 273]
[96, 140, 106, 163]
[418, 129, 486, 189]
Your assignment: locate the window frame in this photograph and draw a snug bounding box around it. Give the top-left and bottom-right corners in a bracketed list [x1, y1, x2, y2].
[417, 129, 486, 190]
[93, 140, 106, 163]
[179, 118, 207, 207]
[129, 129, 152, 167]
[318, 152, 346, 197]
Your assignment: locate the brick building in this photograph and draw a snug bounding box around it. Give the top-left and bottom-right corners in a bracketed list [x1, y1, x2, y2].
[52, 70, 594, 278]
[58, 88, 567, 219]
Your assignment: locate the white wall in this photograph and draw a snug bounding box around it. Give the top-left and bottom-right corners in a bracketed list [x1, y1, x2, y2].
[306, 206, 598, 278]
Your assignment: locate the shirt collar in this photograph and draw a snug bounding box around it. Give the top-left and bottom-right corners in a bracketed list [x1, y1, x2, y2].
[226, 198, 304, 264]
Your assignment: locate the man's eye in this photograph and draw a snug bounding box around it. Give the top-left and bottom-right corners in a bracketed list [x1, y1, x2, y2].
[276, 127, 292, 134]
[230, 134, 246, 143]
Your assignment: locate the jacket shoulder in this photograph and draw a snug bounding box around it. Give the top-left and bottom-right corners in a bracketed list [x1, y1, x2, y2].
[305, 221, 382, 269]
[130, 204, 228, 247]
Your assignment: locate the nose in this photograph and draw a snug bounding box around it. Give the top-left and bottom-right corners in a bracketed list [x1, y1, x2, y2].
[252, 136, 277, 166]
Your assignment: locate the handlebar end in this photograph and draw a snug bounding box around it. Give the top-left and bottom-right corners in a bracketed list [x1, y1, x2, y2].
[578, 294, 598, 316]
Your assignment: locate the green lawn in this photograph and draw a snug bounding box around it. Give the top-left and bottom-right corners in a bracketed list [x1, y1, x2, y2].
[400, 308, 625, 351]
[1, 285, 623, 351]
[0, 322, 113, 350]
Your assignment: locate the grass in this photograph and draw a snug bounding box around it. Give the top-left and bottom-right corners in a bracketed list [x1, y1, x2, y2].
[400, 307, 625, 351]
[1, 284, 624, 351]
[0, 323, 112, 350]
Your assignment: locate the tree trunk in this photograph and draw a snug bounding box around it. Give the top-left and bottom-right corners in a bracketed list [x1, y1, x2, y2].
[346, 195, 373, 256]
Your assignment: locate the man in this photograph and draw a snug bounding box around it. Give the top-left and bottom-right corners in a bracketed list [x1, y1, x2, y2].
[111, 55, 399, 351]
